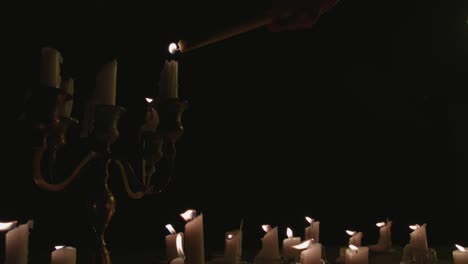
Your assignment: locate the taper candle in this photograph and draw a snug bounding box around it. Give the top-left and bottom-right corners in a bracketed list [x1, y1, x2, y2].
[40, 46, 62, 88]
[159, 60, 179, 99]
[57, 78, 74, 117]
[180, 209, 204, 264]
[95, 60, 117, 105]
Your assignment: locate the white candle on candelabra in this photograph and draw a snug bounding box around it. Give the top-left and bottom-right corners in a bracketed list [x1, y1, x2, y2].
[51, 246, 76, 264]
[257, 225, 280, 261]
[95, 59, 117, 105]
[224, 227, 242, 263]
[292, 239, 322, 264]
[346, 230, 363, 247]
[57, 78, 75, 117]
[180, 209, 204, 264]
[170, 233, 185, 264]
[165, 224, 183, 262]
[282, 227, 301, 260]
[159, 60, 179, 99]
[5, 220, 33, 264]
[370, 220, 392, 252]
[345, 245, 369, 264]
[453, 244, 468, 264]
[142, 98, 159, 132]
[40, 46, 62, 88]
[409, 224, 428, 252]
[304, 217, 320, 242]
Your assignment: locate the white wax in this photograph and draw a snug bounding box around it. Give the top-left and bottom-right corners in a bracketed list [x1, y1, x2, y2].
[453, 248, 468, 264]
[257, 226, 280, 260]
[224, 229, 242, 263]
[409, 224, 428, 252]
[166, 232, 184, 262]
[282, 237, 301, 260]
[40, 47, 62, 88]
[51, 246, 77, 264]
[349, 232, 363, 247]
[5, 221, 32, 264]
[57, 78, 74, 117]
[304, 221, 320, 242]
[142, 106, 159, 132]
[299, 242, 322, 264]
[345, 246, 369, 264]
[370, 221, 392, 252]
[95, 60, 117, 105]
[158, 60, 179, 99]
[184, 214, 205, 264]
[170, 257, 185, 264]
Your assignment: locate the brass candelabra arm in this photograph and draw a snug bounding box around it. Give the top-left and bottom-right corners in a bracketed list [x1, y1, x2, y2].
[114, 160, 148, 199]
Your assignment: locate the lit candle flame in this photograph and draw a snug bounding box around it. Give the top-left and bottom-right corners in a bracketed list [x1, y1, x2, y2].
[409, 225, 420, 230]
[349, 244, 359, 251]
[346, 230, 356, 236]
[376, 222, 385, 227]
[176, 233, 184, 257]
[180, 209, 196, 221]
[227, 234, 234, 240]
[169, 43, 179, 54]
[145, 97, 153, 103]
[305, 216, 313, 224]
[455, 244, 466, 252]
[0, 221, 17, 231]
[55, 246, 65, 250]
[262, 225, 271, 233]
[292, 239, 314, 250]
[166, 224, 176, 235]
[287, 227, 293, 239]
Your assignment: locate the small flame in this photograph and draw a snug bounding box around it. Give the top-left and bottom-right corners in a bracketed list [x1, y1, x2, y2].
[376, 222, 385, 227]
[176, 233, 184, 257]
[292, 239, 314, 250]
[145, 97, 153, 103]
[409, 225, 420, 230]
[180, 210, 196, 221]
[55, 246, 65, 250]
[262, 225, 271, 233]
[346, 230, 356, 236]
[349, 244, 359, 251]
[0, 221, 17, 231]
[166, 224, 176, 235]
[305, 216, 313, 224]
[169, 43, 179, 54]
[227, 234, 234, 240]
[455, 244, 466, 252]
[287, 227, 293, 238]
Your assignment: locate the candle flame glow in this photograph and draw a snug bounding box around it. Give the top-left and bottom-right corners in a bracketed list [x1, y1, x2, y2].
[376, 222, 385, 227]
[169, 43, 179, 54]
[262, 225, 271, 233]
[349, 245, 359, 251]
[145, 97, 153, 103]
[166, 224, 176, 235]
[55, 246, 65, 250]
[292, 239, 314, 250]
[305, 216, 313, 224]
[287, 227, 293, 238]
[176, 233, 184, 257]
[346, 230, 356, 236]
[227, 234, 234, 240]
[409, 225, 420, 230]
[0, 221, 17, 231]
[455, 244, 466, 252]
[180, 209, 196, 221]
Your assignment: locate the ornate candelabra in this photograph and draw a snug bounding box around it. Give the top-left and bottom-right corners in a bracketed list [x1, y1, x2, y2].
[25, 85, 187, 263]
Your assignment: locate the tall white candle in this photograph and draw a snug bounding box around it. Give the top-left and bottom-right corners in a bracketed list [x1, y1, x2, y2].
[40, 46, 62, 88]
[170, 233, 185, 264]
[224, 228, 242, 263]
[345, 245, 369, 264]
[158, 60, 179, 99]
[95, 60, 117, 105]
[165, 224, 183, 262]
[256, 225, 280, 261]
[282, 227, 301, 260]
[5, 220, 33, 264]
[453, 244, 468, 264]
[409, 224, 428, 252]
[57, 78, 75, 117]
[181, 210, 204, 264]
[370, 221, 392, 252]
[304, 217, 320, 242]
[51, 246, 77, 264]
[142, 98, 159, 132]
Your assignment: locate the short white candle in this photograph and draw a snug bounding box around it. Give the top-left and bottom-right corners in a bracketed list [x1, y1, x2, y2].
[304, 217, 320, 242]
[345, 245, 369, 264]
[5, 220, 33, 264]
[453, 244, 468, 264]
[224, 227, 242, 263]
[292, 240, 322, 264]
[409, 224, 428, 252]
[165, 224, 183, 262]
[346, 230, 363, 247]
[170, 233, 185, 264]
[180, 210, 204, 264]
[370, 220, 392, 252]
[282, 227, 301, 260]
[57, 78, 74, 117]
[158, 60, 179, 99]
[40, 46, 62, 88]
[95, 59, 117, 105]
[51, 246, 77, 264]
[257, 225, 280, 261]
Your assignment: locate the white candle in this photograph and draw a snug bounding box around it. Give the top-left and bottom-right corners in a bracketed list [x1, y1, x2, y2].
[370, 221, 392, 252]
[165, 224, 183, 262]
[256, 225, 280, 261]
[95, 59, 117, 105]
[345, 245, 369, 264]
[299, 242, 322, 264]
[170, 233, 185, 264]
[180, 210, 204, 264]
[158, 60, 179, 99]
[409, 224, 428, 252]
[5, 220, 33, 264]
[40, 46, 62, 88]
[453, 244, 468, 264]
[346, 230, 363, 247]
[224, 228, 242, 263]
[57, 78, 75, 117]
[304, 217, 320, 242]
[282, 227, 301, 260]
[142, 98, 159, 132]
[51, 246, 77, 264]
